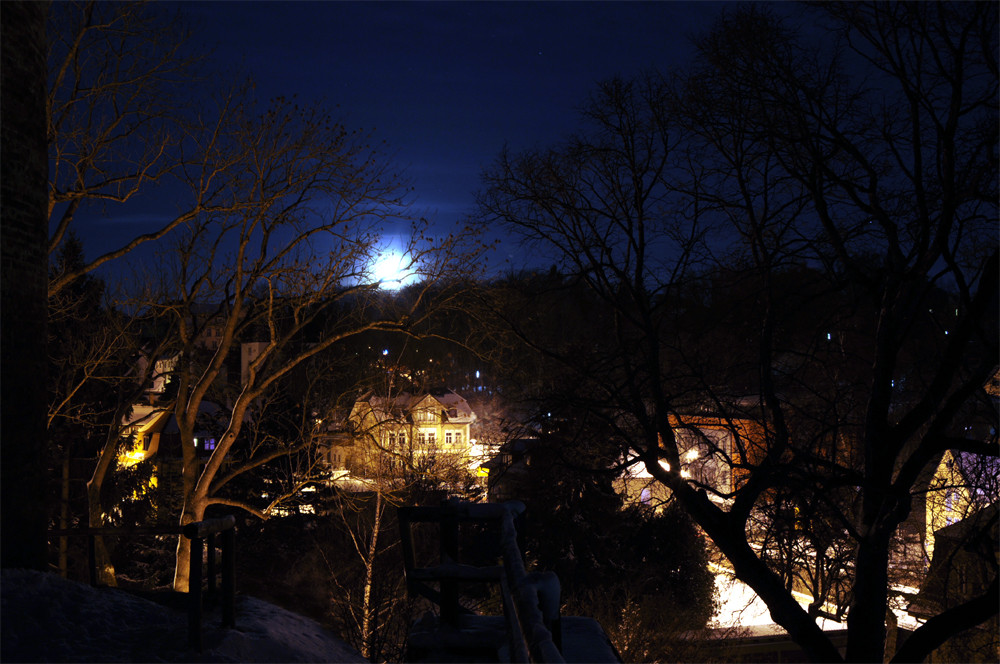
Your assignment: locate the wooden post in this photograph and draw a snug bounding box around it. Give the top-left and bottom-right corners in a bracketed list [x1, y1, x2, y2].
[221, 526, 235, 628]
[206, 532, 216, 601]
[440, 503, 460, 627]
[87, 535, 97, 587]
[398, 510, 414, 584]
[188, 536, 203, 650]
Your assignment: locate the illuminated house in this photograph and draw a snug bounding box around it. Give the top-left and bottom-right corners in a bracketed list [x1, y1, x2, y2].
[333, 388, 479, 480]
[119, 405, 172, 467]
[616, 414, 768, 508]
[118, 401, 226, 470]
[133, 352, 179, 404]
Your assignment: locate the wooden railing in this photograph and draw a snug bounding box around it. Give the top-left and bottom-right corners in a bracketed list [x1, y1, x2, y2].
[398, 499, 565, 663]
[47, 515, 237, 650]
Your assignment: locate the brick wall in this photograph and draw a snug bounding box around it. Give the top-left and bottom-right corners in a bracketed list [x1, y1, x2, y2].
[2, 1, 50, 569]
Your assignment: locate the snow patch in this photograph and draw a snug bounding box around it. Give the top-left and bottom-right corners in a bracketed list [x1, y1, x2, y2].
[1, 569, 364, 663]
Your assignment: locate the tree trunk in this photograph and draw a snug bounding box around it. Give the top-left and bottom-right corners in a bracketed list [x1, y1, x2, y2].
[85, 473, 117, 586]
[85, 430, 123, 586]
[172, 397, 202, 592]
[172, 471, 204, 592]
[359, 490, 384, 659]
[846, 533, 891, 663]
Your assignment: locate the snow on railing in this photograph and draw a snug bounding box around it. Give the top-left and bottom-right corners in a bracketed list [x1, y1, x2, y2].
[398, 499, 565, 663]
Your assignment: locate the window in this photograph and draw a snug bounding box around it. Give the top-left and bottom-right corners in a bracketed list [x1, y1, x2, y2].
[454, 432, 462, 446]
[205, 438, 216, 451]
[417, 432, 427, 445]
[142, 435, 151, 451]
[427, 432, 436, 446]
[944, 490, 959, 525]
[388, 433, 396, 446]
[445, 432, 453, 445]
[398, 432, 405, 446]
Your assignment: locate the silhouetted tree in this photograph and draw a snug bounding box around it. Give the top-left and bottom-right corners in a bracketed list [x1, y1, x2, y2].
[477, 4, 998, 662]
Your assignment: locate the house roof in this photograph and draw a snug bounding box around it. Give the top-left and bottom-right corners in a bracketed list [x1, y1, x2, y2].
[353, 389, 476, 423]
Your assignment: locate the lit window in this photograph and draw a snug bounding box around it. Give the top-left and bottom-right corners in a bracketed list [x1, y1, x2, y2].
[205, 438, 216, 451]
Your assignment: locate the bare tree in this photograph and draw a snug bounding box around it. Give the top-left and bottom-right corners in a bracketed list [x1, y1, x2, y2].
[320, 374, 479, 661]
[47, 243, 159, 583]
[131, 88, 485, 590]
[477, 4, 997, 662]
[45, 1, 210, 296]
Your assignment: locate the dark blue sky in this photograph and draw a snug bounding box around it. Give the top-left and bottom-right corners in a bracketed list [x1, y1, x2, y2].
[82, 1, 727, 272]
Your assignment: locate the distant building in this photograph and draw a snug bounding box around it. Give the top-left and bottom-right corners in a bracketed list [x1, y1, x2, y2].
[482, 438, 540, 503]
[615, 414, 768, 510]
[135, 353, 179, 403]
[241, 341, 268, 387]
[907, 503, 999, 662]
[119, 401, 226, 467]
[189, 302, 228, 351]
[319, 388, 480, 484]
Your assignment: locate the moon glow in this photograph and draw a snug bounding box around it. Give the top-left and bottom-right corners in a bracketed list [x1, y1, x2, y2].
[371, 250, 414, 290]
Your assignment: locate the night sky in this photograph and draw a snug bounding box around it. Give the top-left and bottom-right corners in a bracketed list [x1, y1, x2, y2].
[77, 1, 726, 273]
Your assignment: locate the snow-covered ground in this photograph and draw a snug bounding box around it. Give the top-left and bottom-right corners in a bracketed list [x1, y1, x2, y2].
[708, 565, 923, 636]
[1, 569, 365, 663]
[709, 569, 778, 632]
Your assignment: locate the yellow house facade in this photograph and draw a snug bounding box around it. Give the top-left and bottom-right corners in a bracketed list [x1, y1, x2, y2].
[345, 388, 478, 478]
[922, 449, 974, 563]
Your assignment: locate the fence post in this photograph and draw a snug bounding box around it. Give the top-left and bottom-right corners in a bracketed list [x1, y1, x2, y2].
[440, 503, 460, 627]
[206, 532, 216, 601]
[221, 526, 235, 628]
[188, 536, 203, 651]
[87, 535, 97, 587]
